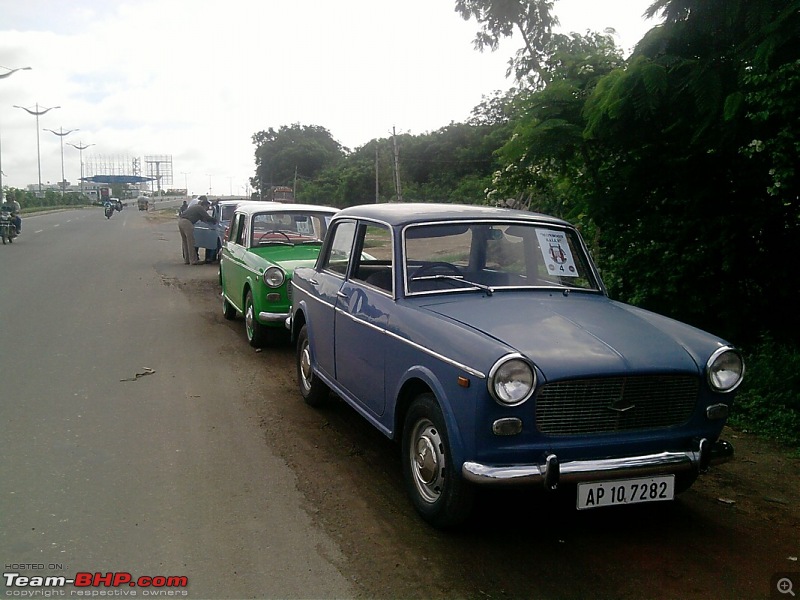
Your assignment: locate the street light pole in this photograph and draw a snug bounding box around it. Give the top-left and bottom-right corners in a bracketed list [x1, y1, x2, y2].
[13, 102, 60, 195]
[44, 126, 78, 197]
[68, 141, 94, 197]
[0, 66, 32, 196]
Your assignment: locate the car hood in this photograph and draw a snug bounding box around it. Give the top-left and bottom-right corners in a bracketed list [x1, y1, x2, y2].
[249, 245, 323, 275]
[419, 292, 712, 381]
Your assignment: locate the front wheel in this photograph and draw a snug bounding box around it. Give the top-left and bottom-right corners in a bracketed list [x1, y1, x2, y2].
[402, 393, 474, 528]
[296, 324, 329, 406]
[244, 289, 267, 347]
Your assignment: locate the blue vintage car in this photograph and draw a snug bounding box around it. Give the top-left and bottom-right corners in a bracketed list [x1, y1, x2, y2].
[289, 203, 745, 528]
[192, 199, 247, 260]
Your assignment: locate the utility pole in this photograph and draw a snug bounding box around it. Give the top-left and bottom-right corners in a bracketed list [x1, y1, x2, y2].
[392, 126, 403, 203]
[375, 143, 379, 203]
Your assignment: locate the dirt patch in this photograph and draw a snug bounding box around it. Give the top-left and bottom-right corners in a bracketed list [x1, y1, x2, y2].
[176, 265, 799, 600]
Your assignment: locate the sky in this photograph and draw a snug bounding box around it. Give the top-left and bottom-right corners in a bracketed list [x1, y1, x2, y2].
[0, 0, 658, 197]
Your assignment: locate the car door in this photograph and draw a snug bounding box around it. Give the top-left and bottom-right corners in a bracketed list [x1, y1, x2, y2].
[302, 219, 358, 383]
[333, 221, 392, 417]
[222, 212, 249, 310]
[193, 204, 219, 249]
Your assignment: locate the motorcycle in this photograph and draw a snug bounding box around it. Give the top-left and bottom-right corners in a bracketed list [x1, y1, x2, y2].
[104, 203, 115, 219]
[0, 206, 17, 244]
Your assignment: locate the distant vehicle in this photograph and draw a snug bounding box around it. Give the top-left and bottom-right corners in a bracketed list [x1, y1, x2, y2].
[1, 204, 17, 244]
[267, 186, 294, 202]
[137, 197, 149, 211]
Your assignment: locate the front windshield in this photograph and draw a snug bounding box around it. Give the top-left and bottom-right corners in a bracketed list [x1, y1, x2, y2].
[251, 212, 332, 246]
[403, 221, 600, 295]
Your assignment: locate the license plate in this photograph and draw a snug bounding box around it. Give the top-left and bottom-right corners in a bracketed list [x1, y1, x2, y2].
[577, 475, 675, 510]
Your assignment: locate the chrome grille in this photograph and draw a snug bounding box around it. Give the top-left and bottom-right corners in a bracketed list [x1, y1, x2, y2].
[535, 376, 699, 435]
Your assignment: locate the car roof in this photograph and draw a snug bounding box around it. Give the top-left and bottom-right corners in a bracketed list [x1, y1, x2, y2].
[334, 202, 571, 227]
[235, 202, 338, 215]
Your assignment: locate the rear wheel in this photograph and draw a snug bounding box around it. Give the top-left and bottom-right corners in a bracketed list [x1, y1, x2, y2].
[244, 289, 267, 347]
[296, 324, 329, 406]
[402, 393, 474, 528]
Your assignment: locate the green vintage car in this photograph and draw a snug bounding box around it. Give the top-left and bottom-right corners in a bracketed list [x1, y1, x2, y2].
[220, 202, 338, 346]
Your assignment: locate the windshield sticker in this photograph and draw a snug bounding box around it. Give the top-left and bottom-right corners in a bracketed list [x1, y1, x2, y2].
[536, 229, 579, 277]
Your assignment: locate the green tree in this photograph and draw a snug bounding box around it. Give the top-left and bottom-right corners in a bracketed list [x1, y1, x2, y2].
[455, 0, 558, 87]
[491, 30, 623, 226]
[251, 124, 345, 197]
[581, 0, 800, 343]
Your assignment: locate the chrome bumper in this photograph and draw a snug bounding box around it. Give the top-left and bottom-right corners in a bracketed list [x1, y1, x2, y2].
[258, 311, 289, 323]
[462, 438, 733, 489]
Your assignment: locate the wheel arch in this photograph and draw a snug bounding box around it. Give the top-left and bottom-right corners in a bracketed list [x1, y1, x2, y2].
[392, 370, 468, 470]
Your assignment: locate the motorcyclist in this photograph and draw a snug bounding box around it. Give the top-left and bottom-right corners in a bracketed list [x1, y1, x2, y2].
[1, 197, 21, 234]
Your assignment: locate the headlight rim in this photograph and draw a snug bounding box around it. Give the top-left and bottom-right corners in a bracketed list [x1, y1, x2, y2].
[706, 346, 745, 393]
[488, 353, 537, 407]
[263, 266, 286, 288]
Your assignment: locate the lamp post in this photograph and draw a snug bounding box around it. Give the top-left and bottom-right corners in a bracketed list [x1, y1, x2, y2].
[68, 141, 94, 198]
[0, 66, 32, 195]
[13, 102, 60, 195]
[44, 126, 78, 197]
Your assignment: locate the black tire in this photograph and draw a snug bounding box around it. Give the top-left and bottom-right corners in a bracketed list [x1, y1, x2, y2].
[296, 324, 329, 406]
[402, 393, 474, 528]
[222, 291, 236, 320]
[244, 289, 267, 347]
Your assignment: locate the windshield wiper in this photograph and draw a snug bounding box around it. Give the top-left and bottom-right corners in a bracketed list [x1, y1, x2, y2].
[412, 274, 495, 296]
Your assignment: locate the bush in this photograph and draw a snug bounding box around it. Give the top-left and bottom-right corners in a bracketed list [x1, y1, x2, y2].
[729, 337, 800, 450]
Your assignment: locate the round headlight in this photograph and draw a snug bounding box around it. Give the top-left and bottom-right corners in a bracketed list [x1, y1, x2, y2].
[263, 266, 285, 288]
[706, 347, 745, 393]
[488, 355, 536, 406]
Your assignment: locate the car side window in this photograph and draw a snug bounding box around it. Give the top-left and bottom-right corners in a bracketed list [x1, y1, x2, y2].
[351, 223, 393, 293]
[233, 214, 247, 246]
[320, 220, 357, 276]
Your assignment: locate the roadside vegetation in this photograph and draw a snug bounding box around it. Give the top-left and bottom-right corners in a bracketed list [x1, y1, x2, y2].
[246, 0, 799, 449]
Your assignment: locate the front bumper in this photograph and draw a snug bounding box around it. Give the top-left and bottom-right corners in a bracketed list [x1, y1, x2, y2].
[259, 310, 289, 323]
[462, 438, 733, 489]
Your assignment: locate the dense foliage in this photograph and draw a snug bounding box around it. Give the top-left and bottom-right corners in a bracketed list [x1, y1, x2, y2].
[245, 0, 799, 444]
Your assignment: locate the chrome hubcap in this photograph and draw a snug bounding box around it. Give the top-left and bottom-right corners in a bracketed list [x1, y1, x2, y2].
[410, 418, 444, 504]
[245, 302, 254, 339]
[300, 343, 313, 391]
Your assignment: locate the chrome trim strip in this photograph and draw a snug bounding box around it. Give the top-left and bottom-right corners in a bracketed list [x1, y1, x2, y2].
[333, 305, 486, 379]
[221, 291, 243, 314]
[462, 439, 734, 486]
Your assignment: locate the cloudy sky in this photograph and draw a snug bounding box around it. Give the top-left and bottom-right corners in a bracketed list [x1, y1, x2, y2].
[1, 0, 657, 196]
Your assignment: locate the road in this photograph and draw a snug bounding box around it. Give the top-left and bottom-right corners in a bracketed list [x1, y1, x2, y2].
[1, 205, 798, 599]
[0, 206, 351, 598]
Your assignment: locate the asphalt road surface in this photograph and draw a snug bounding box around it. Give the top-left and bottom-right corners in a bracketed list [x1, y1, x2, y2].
[1, 205, 797, 600]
